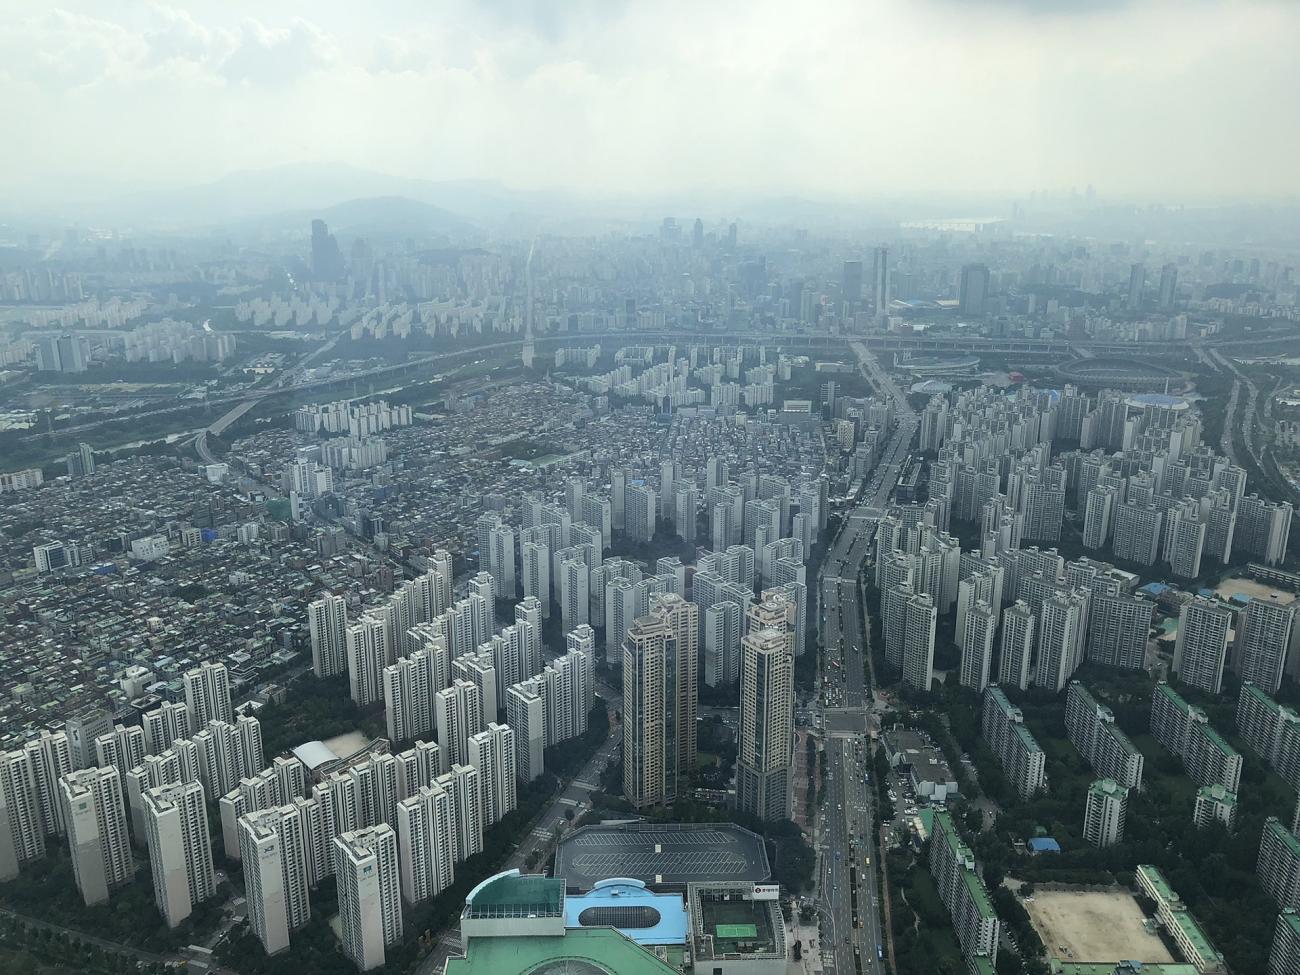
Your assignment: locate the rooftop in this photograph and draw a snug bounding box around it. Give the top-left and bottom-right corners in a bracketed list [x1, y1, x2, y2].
[444, 926, 677, 975]
[554, 822, 770, 890]
[563, 878, 688, 946]
[464, 870, 565, 920]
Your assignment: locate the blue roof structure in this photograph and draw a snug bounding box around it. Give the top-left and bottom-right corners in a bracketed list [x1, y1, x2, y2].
[1027, 837, 1061, 854]
[1139, 582, 1169, 596]
[564, 878, 688, 945]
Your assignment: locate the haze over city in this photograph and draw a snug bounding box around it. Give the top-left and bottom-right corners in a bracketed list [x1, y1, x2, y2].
[3, 0, 1300, 212]
[2, 3, 1300, 975]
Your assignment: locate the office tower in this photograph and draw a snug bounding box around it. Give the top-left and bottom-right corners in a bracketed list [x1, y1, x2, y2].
[506, 680, 545, 783]
[65, 709, 113, 770]
[142, 701, 192, 756]
[1087, 593, 1153, 671]
[1083, 779, 1127, 848]
[1257, 817, 1300, 910]
[872, 246, 889, 316]
[383, 649, 436, 744]
[1065, 682, 1145, 789]
[557, 557, 589, 632]
[0, 750, 44, 878]
[981, 687, 1046, 800]
[396, 783, 454, 905]
[1112, 503, 1163, 565]
[435, 680, 483, 769]
[1237, 596, 1297, 694]
[142, 780, 216, 928]
[1271, 909, 1300, 975]
[240, 806, 311, 955]
[311, 219, 344, 280]
[1173, 599, 1231, 695]
[521, 541, 551, 615]
[611, 468, 626, 530]
[625, 484, 656, 542]
[1158, 263, 1178, 311]
[467, 723, 516, 826]
[308, 593, 349, 679]
[24, 731, 73, 836]
[842, 259, 863, 306]
[736, 627, 794, 822]
[183, 662, 232, 727]
[488, 524, 517, 599]
[347, 615, 388, 707]
[959, 602, 997, 693]
[334, 825, 403, 971]
[439, 763, 483, 862]
[58, 767, 131, 906]
[1034, 594, 1083, 693]
[1126, 262, 1145, 311]
[959, 264, 989, 316]
[901, 592, 937, 692]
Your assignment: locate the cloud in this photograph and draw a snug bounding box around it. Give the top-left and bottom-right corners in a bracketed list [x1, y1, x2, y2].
[218, 18, 336, 86]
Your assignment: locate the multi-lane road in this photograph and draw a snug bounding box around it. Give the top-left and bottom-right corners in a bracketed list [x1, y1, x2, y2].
[813, 341, 917, 975]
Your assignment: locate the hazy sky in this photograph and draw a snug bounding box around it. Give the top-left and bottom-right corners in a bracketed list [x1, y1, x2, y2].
[2, 0, 1297, 205]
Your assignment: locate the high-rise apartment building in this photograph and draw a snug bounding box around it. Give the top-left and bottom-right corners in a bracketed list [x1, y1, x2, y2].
[1150, 683, 1242, 793]
[1083, 778, 1127, 848]
[239, 806, 312, 955]
[625, 484, 656, 542]
[998, 601, 1035, 691]
[434, 680, 484, 771]
[438, 764, 483, 863]
[1257, 816, 1300, 910]
[334, 825, 403, 971]
[1236, 595, 1296, 694]
[506, 680, 545, 783]
[347, 615, 389, 707]
[981, 687, 1046, 800]
[142, 780, 216, 928]
[183, 662, 232, 727]
[308, 593, 349, 679]
[1270, 908, 1300, 975]
[1065, 682, 1144, 789]
[1086, 593, 1153, 671]
[383, 648, 437, 745]
[901, 592, 937, 692]
[58, 767, 131, 906]
[959, 602, 997, 692]
[142, 701, 192, 756]
[395, 783, 454, 906]
[929, 810, 1000, 963]
[1174, 598, 1232, 695]
[0, 750, 44, 879]
[467, 723, 516, 826]
[736, 627, 794, 822]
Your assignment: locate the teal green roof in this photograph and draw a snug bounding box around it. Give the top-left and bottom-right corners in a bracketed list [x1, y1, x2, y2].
[465, 870, 565, 920]
[961, 867, 996, 919]
[1281, 909, 1300, 937]
[1267, 817, 1300, 858]
[445, 927, 677, 975]
[1137, 865, 1224, 966]
[1199, 725, 1240, 760]
[1012, 722, 1042, 753]
[970, 956, 997, 975]
[1156, 682, 1193, 715]
[1196, 784, 1237, 807]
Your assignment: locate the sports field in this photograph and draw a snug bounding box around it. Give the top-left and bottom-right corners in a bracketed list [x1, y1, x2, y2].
[1019, 887, 1174, 964]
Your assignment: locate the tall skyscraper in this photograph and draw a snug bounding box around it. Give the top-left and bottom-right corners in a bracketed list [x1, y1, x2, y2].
[142, 780, 216, 928]
[183, 662, 232, 727]
[334, 825, 403, 971]
[1126, 262, 1146, 311]
[1158, 262, 1178, 311]
[842, 260, 863, 307]
[736, 627, 794, 821]
[488, 524, 518, 599]
[959, 264, 990, 316]
[58, 767, 131, 906]
[872, 246, 890, 316]
[239, 806, 312, 956]
[310, 219, 344, 281]
[308, 593, 349, 679]
[623, 614, 669, 808]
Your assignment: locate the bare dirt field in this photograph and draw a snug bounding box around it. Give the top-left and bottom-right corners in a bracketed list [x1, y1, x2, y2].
[1014, 885, 1174, 964]
[1214, 576, 1295, 603]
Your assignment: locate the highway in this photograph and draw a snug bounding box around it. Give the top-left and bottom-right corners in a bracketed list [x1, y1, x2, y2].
[813, 340, 917, 975]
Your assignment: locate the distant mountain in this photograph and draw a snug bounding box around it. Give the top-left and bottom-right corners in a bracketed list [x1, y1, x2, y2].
[79, 162, 560, 233]
[236, 195, 476, 240]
